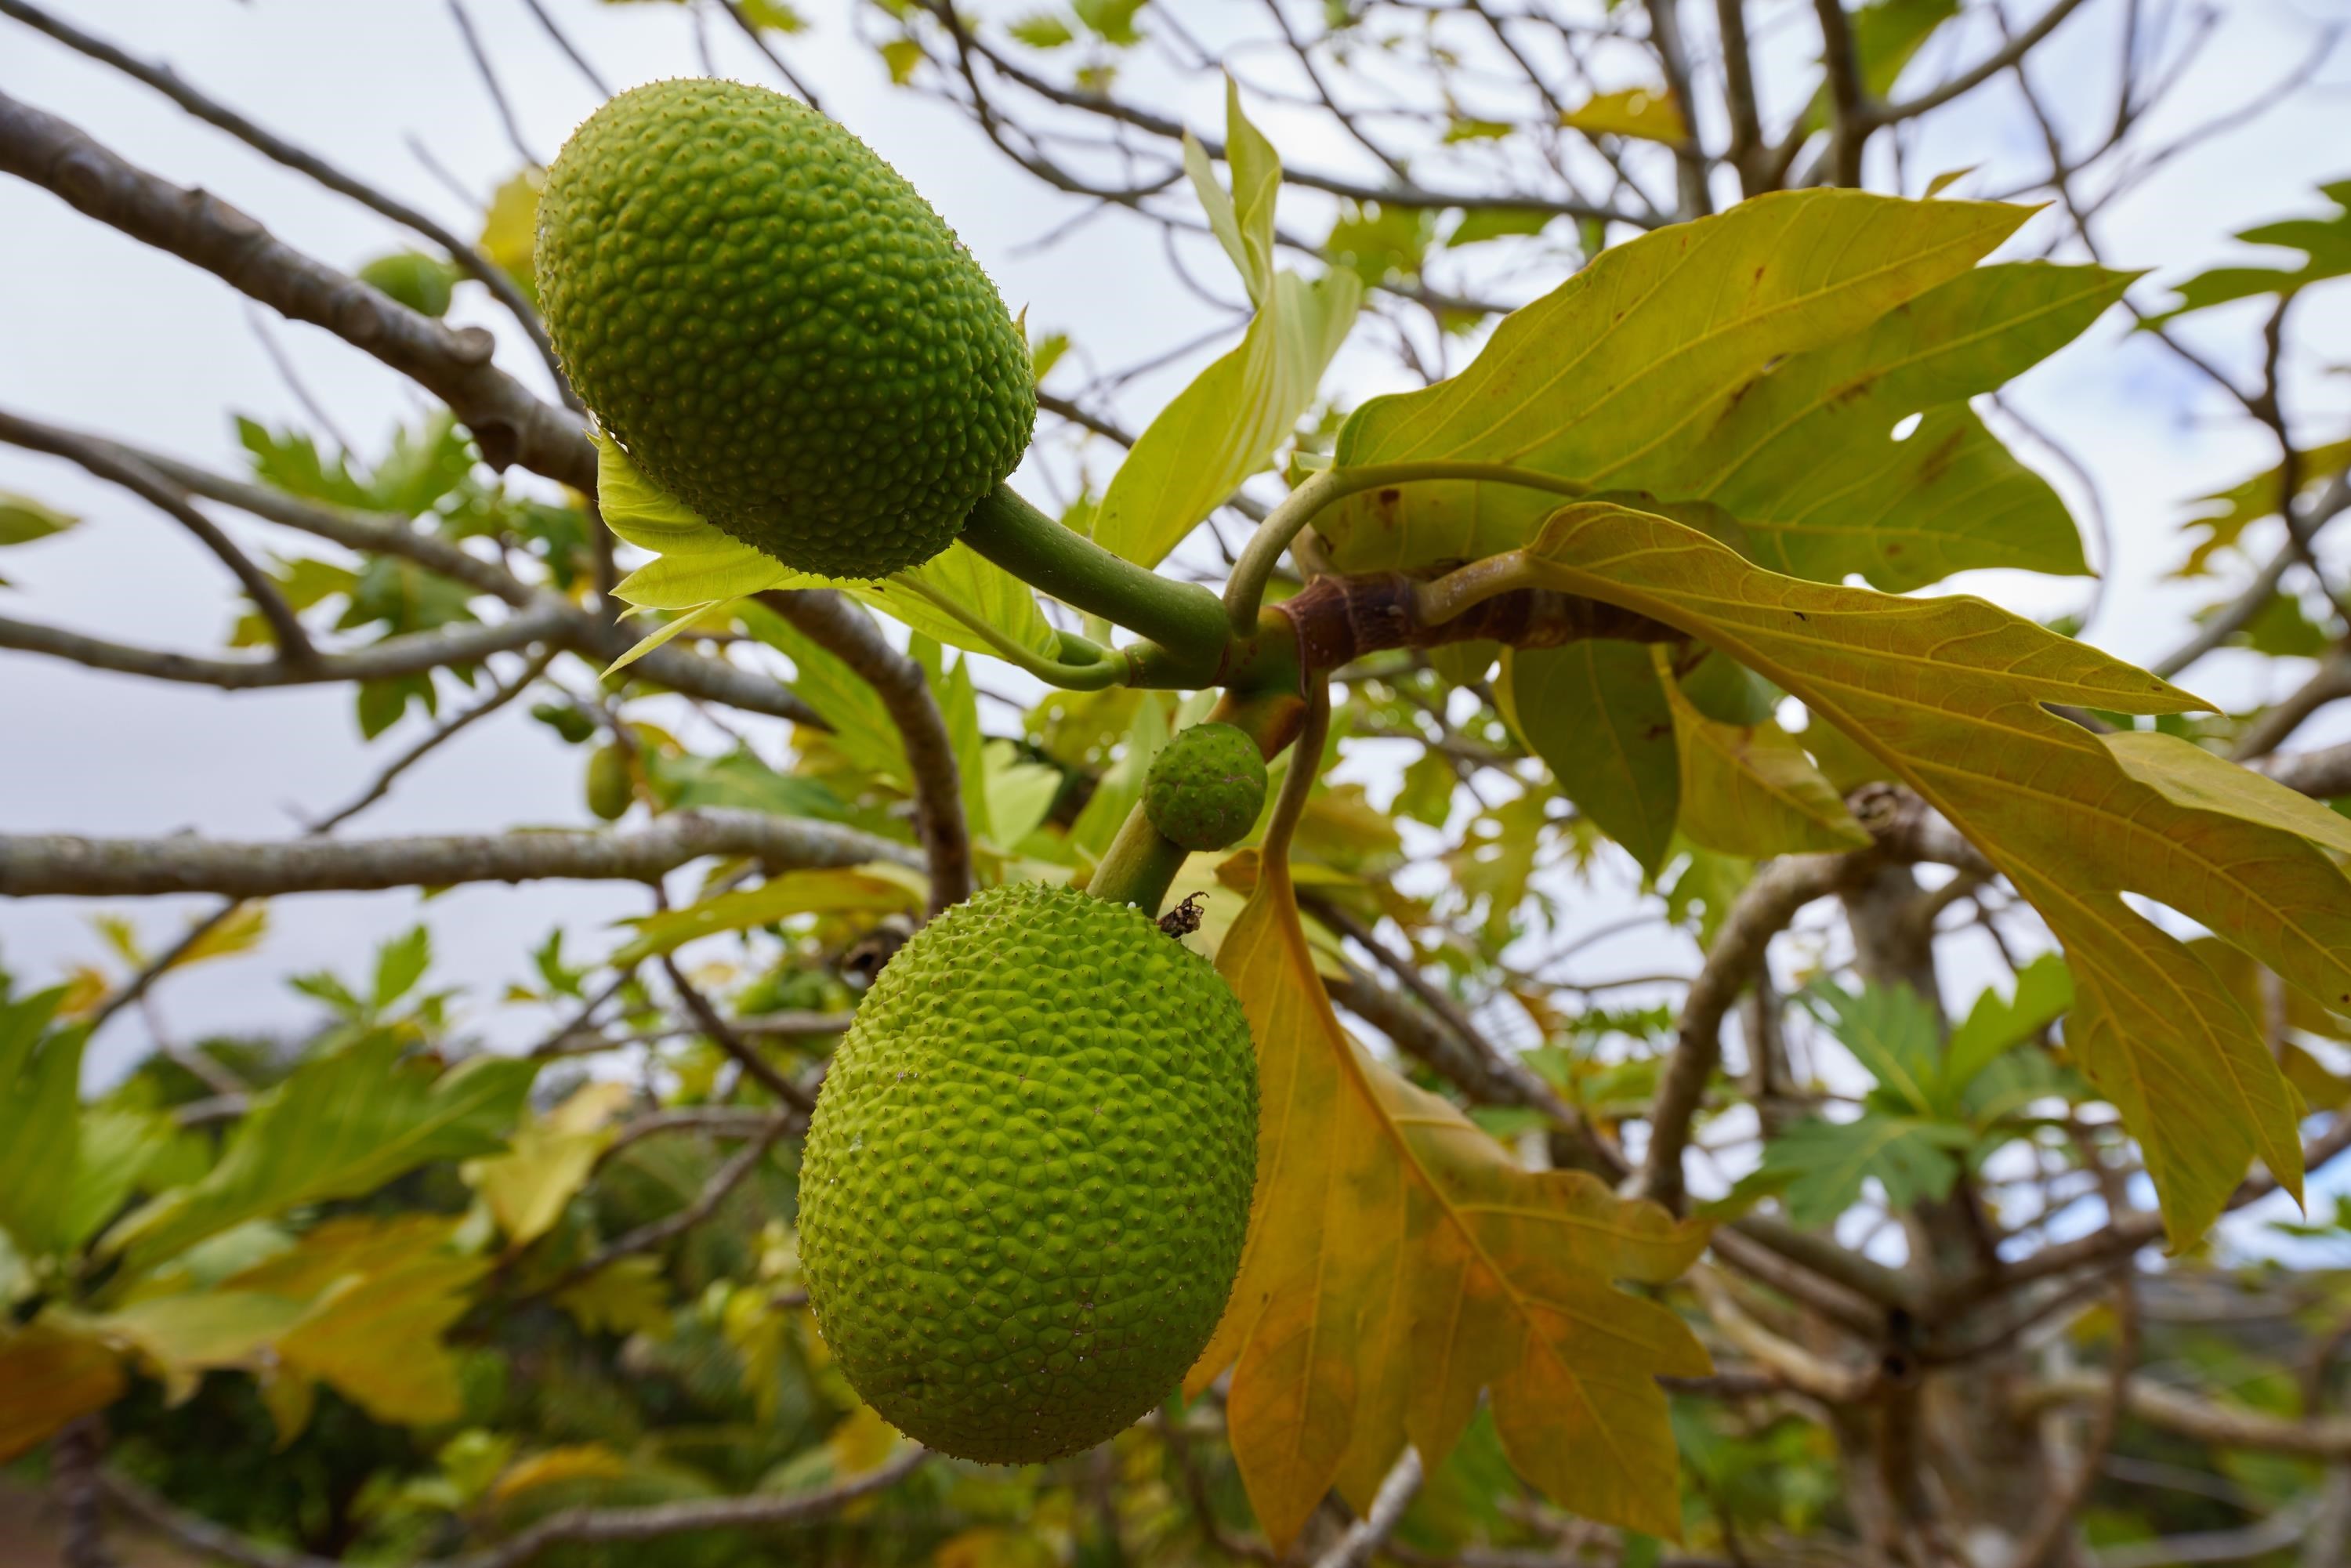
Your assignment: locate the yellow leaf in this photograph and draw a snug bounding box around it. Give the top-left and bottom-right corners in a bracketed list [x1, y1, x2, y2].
[55, 966, 108, 1019]
[225, 1215, 487, 1425]
[0, 1320, 124, 1461]
[465, 1081, 634, 1247]
[93, 1289, 308, 1403]
[1195, 837, 1710, 1547]
[491, 1443, 632, 1503]
[1512, 502, 2323, 1242]
[479, 168, 544, 291]
[1657, 649, 1870, 856]
[826, 1402, 903, 1474]
[170, 901, 270, 969]
[1559, 86, 1686, 145]
[552, 1253, 672, 1338]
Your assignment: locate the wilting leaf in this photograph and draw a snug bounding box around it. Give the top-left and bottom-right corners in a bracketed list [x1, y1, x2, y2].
[103, 1034, 535, 1273]
[1326, 190, 2030, 574]
[1497, 642, 1678, 877]
[1511, 502, 2323, 1242]
[0, 1320, 124, 1461]
[1196, 836, 1710, 1545]
[1094, 81, 1364, 567]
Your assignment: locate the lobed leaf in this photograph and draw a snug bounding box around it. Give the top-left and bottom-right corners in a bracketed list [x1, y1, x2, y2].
[1512, 501, 2327, 1242]
[1195, 846, 1710, 1546]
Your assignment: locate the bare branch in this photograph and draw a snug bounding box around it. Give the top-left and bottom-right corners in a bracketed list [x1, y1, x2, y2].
[1811, 0, 1867, 187]
[306, 646, 557, 832]
[661, 955, 817, 1114]
[1310, 1447, 1422, 1568]
[1639, 852, 1866, 1208]
[547, 1111, 796, 1295]
[517, 0, 612, 98]
[447, 0, 541, 168]
[1690, 1265, 1877, 1402]
[98, 1447, 929, 1568]
[1871, 0, 2098, 125]
[718, 0, 825, 110]
[2017, 1372, 2351, 1458]
[0, 407, 317, 664]
[758, 589, 971, 914]
[1713, 0, 1766, 194]
[0, 0, 565, 388]
[0, 89, 593, 490]
[0, 605, 568, 690]
[1643, 0, 1714, 214]
[0, 809, 918, 900]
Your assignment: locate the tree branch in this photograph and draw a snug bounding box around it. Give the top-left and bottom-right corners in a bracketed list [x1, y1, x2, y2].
[1639, 852, 1867, 1208]
[0, 605, 568, 690]
[1310, 1447, 1423, 1568]
[0, 810, 918, 899]
[1870, 0, 2097, 125]
[758, 590, 971, 914]
[2016, 1372, 2351, 1458]
[1811, 0, 1867, 186]
[545, 1111, 796, 1296]
[98, 1447, 928, 1568]
[0, 0, 567, 391]
[0, 89, 593, 489]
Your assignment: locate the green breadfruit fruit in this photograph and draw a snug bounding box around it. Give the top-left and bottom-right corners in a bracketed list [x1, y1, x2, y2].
[358, 251, 455, 317]
[1143, 722, 1269, 852]
[535, 79, 1035, 579]
[585, 744, 632, 820]
[799, 882, 1258, 1464]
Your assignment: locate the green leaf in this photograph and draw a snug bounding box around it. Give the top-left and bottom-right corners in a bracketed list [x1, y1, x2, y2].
[736, 602, 909, 783]
[1096, 83, 1364, 567]
[60, 1110, 174, 1255]
[1637, 263, 2126, 589]
[1759, 1113, 1974, 1229]
[934, 650, 995, 845]
[1072, 0, 1144, 46]
[1804, 982, 1943, 1114]
[1496, 641, 1678, 877]
[2172, 437, 2351, 578]
[0, 491, 77, 545]
[1661, 651, 1869, 857]
[371, 925, 431, 1012]
[1446, 208, 1556, 248]
[644, 748, 848, 820]
[1516, 500, 2321, 1243]
[612, 868, 925, 966]
[879, 37, 923, 85]
[102, 1034, 535, 1273]
[1798, 0, 1959, 136]
[1943, 953, 2073, 1109]
[984, 739, 1064, 849]
[2145, 179, 2351, 324]
[0, 990, 84, 1258]
[1325, 191, 2034, 576]
[1559, 86, 1686, 144]
[1070, 691, 1171, 857]
[1008, 12, 1074, 48]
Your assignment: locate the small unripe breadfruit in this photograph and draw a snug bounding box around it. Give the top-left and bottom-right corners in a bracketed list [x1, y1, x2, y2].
[585, 745, 632, 821]
[535, 79, 1035, 578]
[799, 882, 1258, 1464]
[358, 251, 455, 318]
[1143, 723, 1269, 852]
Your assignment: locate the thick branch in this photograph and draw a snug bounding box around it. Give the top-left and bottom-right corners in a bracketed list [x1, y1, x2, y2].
[0, 0, 565, 388]
[758, 590, 971, 914]
[1811, 0, 1867, 186]
[1639, 852, 1867, 1207]
[0, 810, 918, 899]
[0, 607, 567, 690]
[0, 89, 593, 489]
[2017, 1373, 2351, 1457]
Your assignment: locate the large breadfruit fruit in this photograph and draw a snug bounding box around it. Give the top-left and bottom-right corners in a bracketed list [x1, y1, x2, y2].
[1143, 722, 1269, 852]
[799, 882, 1258, 1463]
[535, 79, 1035, 578]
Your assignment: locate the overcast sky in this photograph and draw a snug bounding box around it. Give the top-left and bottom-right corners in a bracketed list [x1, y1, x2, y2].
[3, 0, 2348, 1133]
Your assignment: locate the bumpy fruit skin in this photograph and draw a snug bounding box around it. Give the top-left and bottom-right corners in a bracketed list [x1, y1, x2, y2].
[799, 882, 1257, 1464]
[1143, 723, 1269, 852]
[535, 79, 1034, 578]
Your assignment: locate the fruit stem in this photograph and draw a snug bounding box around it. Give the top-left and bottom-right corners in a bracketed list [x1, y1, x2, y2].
[1222, 461, 1596, 638]
[961, 485, 1232, 684]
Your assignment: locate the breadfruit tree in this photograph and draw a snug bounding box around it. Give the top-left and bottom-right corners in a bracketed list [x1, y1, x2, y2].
[3, 4, 2350, 1567]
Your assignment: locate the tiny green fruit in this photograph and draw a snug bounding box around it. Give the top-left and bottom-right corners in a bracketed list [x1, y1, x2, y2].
[535, 79, 1035, 579]
[358, 251, 455, 317]
[799, 882, 1258, 1464]
[1143, 722, 1269, 852]
[585, 744, 632, 821]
